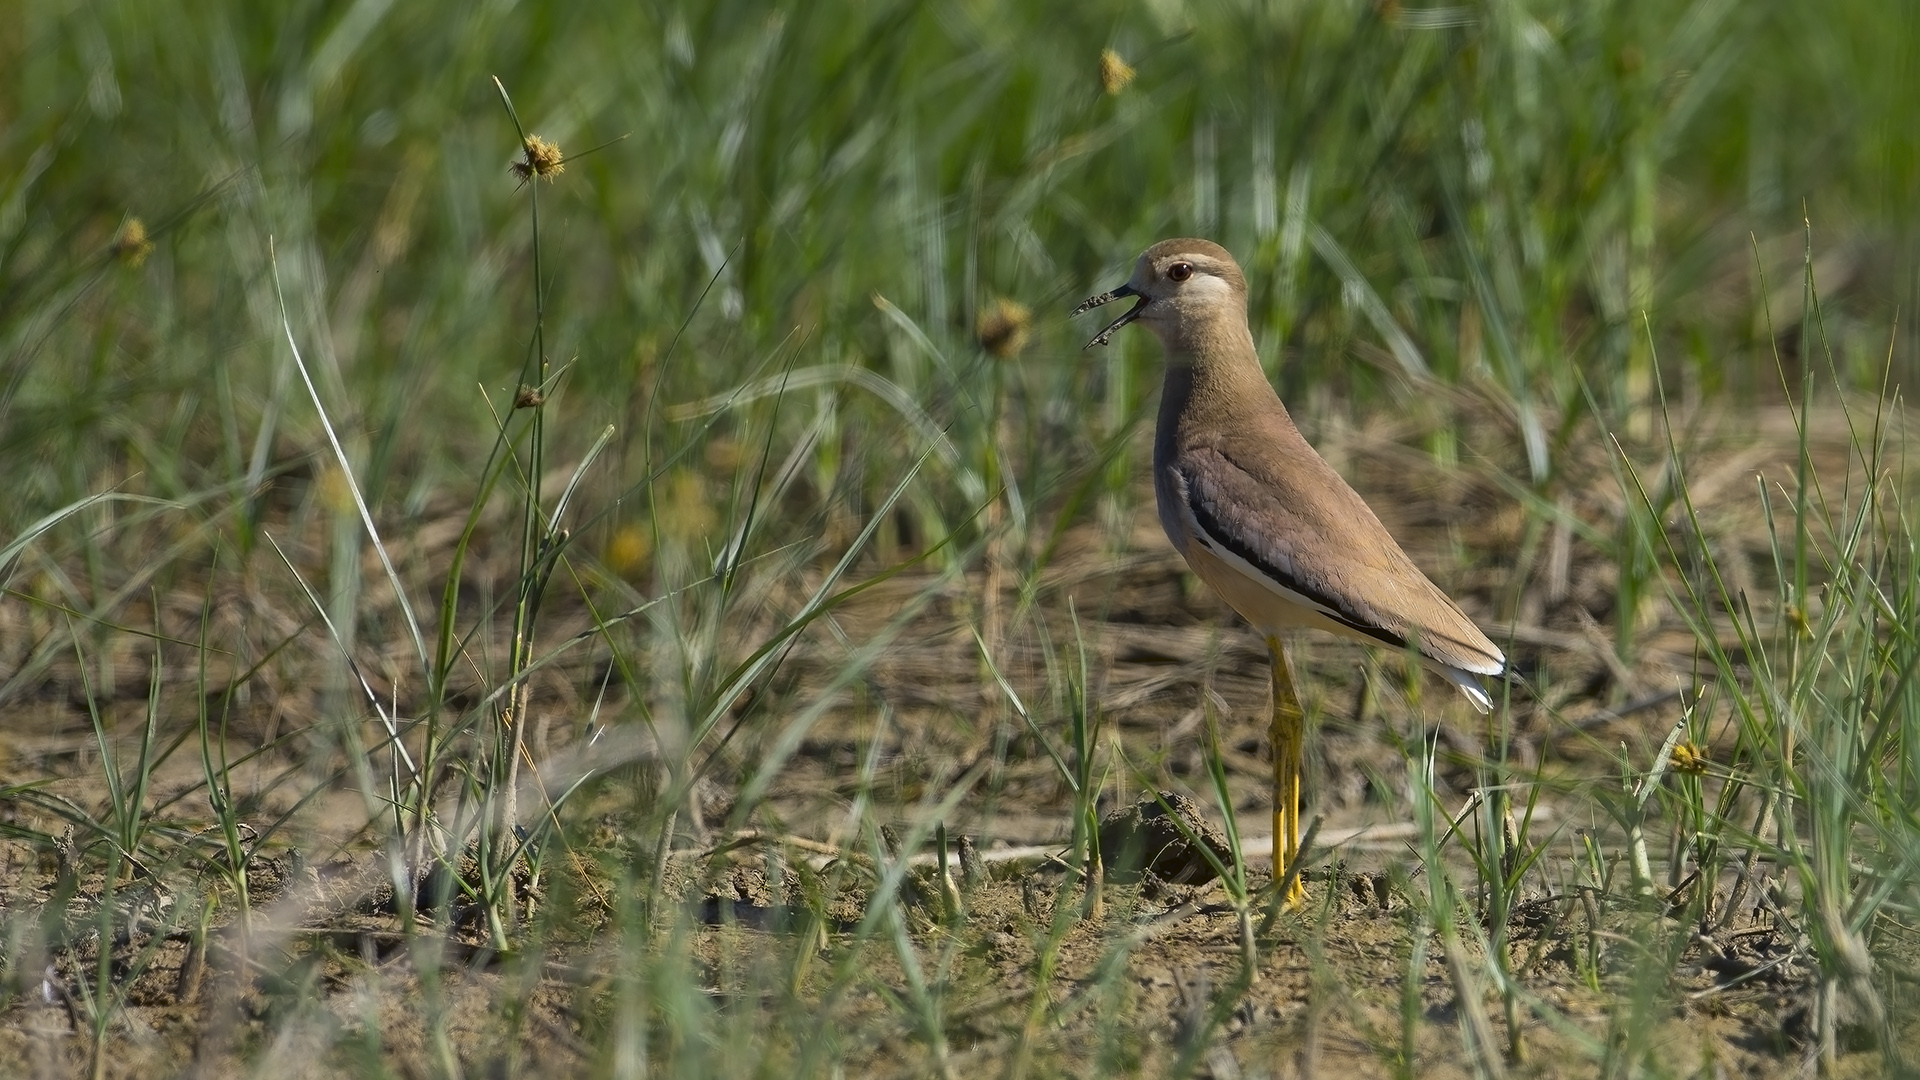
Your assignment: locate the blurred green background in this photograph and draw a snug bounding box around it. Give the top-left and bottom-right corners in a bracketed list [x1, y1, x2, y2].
[3, 0, 1916, 538]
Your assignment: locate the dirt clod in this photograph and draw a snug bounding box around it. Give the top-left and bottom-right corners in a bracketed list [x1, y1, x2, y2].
[1098, 792, 1233, 886]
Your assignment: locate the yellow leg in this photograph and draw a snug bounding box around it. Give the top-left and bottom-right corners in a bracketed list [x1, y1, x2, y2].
[1267, 636, 1306, 907]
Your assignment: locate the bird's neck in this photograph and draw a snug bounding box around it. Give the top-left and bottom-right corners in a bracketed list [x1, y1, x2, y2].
[1155, 307, 1257, 366]
[1156, 325, 1299, 471]
[1155, 318, 1281, 417]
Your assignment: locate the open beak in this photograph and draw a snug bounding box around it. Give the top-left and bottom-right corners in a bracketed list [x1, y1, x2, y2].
[1071, 282, 1146, 349]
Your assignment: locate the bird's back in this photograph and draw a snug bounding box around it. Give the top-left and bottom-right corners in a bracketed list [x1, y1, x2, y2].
[1154, 363, 1504, 680]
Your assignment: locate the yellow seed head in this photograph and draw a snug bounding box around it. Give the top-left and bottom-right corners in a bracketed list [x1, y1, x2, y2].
[1786, 603, 1811, 638]
[605, 524, 653, 579]
[112, 217, 154, 267]
[1669, 741, 1709, 775]
[1099, 49, 1135, 95]
[511, 135, 566, 183]
[976, 297, 1032, 358]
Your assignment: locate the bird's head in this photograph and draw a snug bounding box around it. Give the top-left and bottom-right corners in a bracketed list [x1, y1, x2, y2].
[1072, 238, 1249, 350]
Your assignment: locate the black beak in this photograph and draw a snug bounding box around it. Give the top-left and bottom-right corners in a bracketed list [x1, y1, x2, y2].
[1071, 282, 1146, 349]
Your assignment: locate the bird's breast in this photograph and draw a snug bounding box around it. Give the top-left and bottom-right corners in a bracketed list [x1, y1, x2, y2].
[1151, 459, 1189, 559]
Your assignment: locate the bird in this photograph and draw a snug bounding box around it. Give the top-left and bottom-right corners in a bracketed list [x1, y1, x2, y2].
[1073, 238, 1505, 905]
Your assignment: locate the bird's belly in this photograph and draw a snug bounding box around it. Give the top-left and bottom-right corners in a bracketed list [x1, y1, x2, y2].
[1177, 538, 1337, 636]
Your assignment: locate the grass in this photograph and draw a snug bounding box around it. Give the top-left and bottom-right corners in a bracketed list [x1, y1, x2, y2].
[2, 0, 1920, 1076]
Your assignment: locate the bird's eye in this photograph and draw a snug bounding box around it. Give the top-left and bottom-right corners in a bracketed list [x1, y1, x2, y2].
[1167, 262, 1194, 282]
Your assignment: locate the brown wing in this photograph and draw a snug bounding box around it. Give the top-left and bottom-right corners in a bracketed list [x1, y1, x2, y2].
[1173, 443, 1504, 676]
